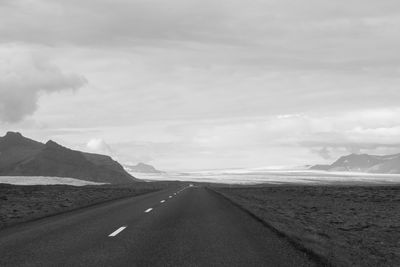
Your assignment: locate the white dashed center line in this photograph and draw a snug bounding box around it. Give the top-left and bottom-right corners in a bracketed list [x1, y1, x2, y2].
[108, 226, 127, 237]
[109, 188, 195, 237]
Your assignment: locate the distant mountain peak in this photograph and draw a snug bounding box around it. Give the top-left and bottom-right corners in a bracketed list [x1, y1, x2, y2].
[125, 162, 163, 173]
[0, 131, 42, 150]
[136, 162, 151, 167]
[45, 140, 63, 148]
[310, 153, 400, 174]
[5, 131, 23, 137]
[3, 131, 24, 142]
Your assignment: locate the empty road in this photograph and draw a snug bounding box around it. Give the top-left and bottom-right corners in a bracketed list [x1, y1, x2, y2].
[0, 186, 319, 266]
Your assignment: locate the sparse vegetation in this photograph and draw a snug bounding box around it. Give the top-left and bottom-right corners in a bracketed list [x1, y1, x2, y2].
[213, 186, 400, 267]
[0, 182, 178, 230]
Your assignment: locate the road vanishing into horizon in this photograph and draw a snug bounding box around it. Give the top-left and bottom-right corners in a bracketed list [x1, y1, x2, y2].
[0, 186, 318, 267]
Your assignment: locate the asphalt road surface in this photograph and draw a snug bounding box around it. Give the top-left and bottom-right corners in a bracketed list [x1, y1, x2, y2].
[0, 186, 319, 267]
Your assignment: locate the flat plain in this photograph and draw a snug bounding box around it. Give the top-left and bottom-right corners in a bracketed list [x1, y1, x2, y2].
[0, 182, 174, 230]
[214, 185, 400, 267]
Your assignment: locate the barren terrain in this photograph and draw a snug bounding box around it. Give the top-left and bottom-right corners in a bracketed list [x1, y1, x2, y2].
[214, 186, 400, 267]
[0, 182, 174, 230]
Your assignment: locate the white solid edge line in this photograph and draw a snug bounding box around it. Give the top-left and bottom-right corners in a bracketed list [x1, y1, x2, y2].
[108, 226, 127, 237]
[145, 208, 153, 213]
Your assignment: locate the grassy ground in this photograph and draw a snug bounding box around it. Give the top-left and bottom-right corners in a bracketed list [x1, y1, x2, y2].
[0, 182, 178, 230]
[213, 186, 400, 267]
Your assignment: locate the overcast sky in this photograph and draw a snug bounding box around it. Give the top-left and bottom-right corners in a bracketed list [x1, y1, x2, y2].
[1, 0, 400, 170]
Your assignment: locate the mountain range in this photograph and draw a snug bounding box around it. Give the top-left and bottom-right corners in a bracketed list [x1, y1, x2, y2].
[310, 153, 400, 174]
[124, 162, 163, 173]
[0, 132, 138, 184]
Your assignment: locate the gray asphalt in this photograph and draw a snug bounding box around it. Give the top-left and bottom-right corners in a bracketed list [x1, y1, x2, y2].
[0, 186, 319, 267]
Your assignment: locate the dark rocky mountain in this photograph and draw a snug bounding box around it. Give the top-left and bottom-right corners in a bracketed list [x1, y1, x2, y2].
[310, 153, 400, 174]
[124, 162, 163, 173]
[0, 132, 138, 184]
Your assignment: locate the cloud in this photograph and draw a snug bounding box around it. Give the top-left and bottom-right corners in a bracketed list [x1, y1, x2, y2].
[311, 146, 332, 160]
[0, 45, 87, 123]
[29, 106, 400, 170]
[292, 108, 400, 160]
[2, 1, 400, 169]
[86, 138, 113, 155]
[2, 0, 400, 61]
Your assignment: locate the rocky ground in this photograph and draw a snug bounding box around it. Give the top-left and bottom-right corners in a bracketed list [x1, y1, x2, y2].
[214, 186, 400, 267]
[0, 182, 176, 230]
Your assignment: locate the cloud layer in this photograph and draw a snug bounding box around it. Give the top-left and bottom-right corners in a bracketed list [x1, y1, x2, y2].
[1, 0, 400, 169]
[0, 45, 86, 122]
